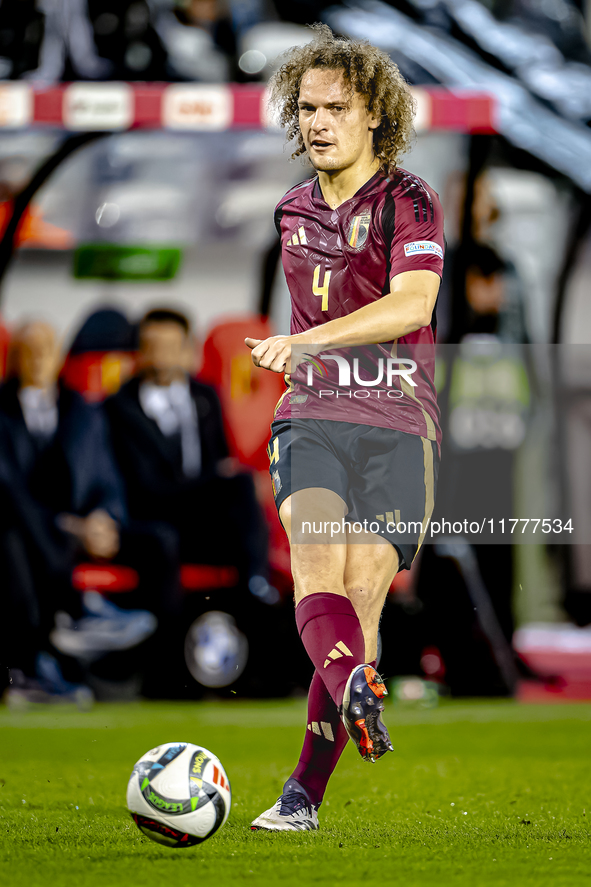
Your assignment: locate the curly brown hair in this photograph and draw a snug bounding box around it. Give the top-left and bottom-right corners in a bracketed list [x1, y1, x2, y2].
[267, 23, 415, 171]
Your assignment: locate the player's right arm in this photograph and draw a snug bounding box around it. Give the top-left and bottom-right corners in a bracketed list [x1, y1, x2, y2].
[244, 270, 439, 373]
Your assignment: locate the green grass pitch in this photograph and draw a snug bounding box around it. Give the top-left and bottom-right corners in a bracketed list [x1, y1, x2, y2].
[1, 699, 590, 887]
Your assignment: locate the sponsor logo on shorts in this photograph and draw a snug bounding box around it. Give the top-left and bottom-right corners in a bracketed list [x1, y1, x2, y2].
[271, 470, 282, 497]
[404, 240, 443, 259]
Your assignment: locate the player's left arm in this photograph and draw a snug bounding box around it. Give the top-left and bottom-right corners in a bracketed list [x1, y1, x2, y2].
[245, 269, 440, 374]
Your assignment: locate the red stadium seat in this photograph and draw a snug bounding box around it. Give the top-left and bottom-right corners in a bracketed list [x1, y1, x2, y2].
[200, 315, 292, 592]
[180, 564, 239, 591]
[72, 563, 139, 593]
[60, 350, 136, 402]
[71, 562, 239, 594]
[200, 315, 286, 471]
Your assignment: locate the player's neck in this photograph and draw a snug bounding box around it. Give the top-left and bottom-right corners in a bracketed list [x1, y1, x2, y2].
[317, 157, 381, 210]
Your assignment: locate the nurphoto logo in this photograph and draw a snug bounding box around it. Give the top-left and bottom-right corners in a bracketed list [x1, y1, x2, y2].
[301, 353, 418, 388]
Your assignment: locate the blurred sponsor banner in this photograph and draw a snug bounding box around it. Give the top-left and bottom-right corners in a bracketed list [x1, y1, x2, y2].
[63, 83, 134, 131]
[0, 82, 32, 128]
[0, 82, 495, 133]
[73, 244, 182, 280]
[162, 85, 233, 131]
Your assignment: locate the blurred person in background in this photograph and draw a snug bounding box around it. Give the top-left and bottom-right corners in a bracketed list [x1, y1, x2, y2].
[104, 308, 272, 602]
[1, 0, 169, 84]
[86, 0, 169, 81]
[154, 0, 238, 81]
[462, 242, 529, 345]
[417, 172, 531, 696]
[0, 321, 167, 706]
[13, 0, 111, 83]
[446, 170, 529, 346]
[0, 0, 46, 80]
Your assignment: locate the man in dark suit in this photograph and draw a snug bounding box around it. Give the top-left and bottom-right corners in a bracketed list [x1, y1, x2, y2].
[105, 308, 270, 592]
[0, 321, 160, 704]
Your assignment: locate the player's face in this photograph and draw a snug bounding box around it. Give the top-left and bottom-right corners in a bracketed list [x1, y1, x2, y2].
[298, 68, 379, 174]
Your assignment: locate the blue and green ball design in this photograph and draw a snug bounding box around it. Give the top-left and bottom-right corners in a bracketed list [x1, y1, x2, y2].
[127, 742, 231, 847]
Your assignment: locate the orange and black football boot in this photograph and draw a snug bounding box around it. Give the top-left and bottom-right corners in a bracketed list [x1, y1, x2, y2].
[340, 664, 393, 763]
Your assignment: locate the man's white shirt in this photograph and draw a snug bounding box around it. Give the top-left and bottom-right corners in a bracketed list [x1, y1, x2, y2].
[139, 379, 201, 478]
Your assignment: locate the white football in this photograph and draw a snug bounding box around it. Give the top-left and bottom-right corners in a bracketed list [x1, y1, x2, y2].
[127, 742, 231, 847]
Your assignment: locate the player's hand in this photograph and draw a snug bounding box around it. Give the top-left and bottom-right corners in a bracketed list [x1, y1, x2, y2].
[245, 335, 294, 374]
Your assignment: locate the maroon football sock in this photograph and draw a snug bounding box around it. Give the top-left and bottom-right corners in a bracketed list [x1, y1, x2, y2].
[294, 592, 365, 707]
[290, 669, 348, 807]
[290, 656, 379, 807]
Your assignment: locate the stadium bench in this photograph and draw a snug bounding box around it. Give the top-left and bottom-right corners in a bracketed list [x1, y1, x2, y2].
[72, 562, 240, 594]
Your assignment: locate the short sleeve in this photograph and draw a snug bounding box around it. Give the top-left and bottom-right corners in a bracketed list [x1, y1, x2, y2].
[389, 185, 444, 281]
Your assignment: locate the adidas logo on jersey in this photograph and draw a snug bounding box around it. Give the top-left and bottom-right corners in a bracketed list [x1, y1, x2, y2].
[323, 640, 354, 669]
[307, 721, 335, 741]
[287, 226, 307, 247]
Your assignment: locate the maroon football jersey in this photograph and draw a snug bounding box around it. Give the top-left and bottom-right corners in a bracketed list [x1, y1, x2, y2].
[273, 168, 444, 448]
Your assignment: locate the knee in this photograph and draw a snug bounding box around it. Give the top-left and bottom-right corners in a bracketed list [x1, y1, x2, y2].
[344, 583, 375, 609]
[346, 582, 371, 596]
[345, 572, 392, 613]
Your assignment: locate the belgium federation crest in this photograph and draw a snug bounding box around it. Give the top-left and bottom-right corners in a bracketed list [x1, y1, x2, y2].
[347, 210, 371, 249]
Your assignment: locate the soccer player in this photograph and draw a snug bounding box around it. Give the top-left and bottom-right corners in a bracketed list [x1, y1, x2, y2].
[246, 25, 444, 831]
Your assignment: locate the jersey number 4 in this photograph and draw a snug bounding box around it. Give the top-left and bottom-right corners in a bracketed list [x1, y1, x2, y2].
[312, 265, 331, 312]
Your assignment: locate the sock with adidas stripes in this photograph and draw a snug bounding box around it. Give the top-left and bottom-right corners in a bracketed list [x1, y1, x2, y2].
[290, 656, 378, 808]
[290, 668, 348, 807]
[294, 592, 365, 708]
